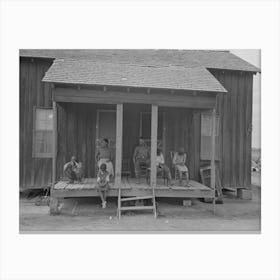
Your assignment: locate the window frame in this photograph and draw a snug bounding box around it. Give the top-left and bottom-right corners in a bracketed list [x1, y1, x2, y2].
[200, 112, 221, 161]
[32, 106, 54, 158]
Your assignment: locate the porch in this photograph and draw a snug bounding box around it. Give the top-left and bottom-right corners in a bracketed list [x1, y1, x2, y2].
[43, 59, 227, 217]
[52, 178, 214, 198]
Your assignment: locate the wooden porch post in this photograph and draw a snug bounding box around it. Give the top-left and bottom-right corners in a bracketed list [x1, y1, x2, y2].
[115, 104, 123, 187]
[211, 108, 216, 214]
[150, 105, 158, 187]
[52, 101, 57, 188]
[50, 100, 59, 215]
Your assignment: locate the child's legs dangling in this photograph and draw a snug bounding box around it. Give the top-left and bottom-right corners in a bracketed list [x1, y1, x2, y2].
[98, 189, 105, 204]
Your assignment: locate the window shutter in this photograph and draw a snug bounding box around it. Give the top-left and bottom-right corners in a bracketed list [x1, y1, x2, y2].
[33, 108, 53, 158]
[200, 113, 220, 160]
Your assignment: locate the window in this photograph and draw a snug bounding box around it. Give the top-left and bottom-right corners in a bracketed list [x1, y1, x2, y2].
[200, 113, 220, 160]
[33, 108, 53, 158]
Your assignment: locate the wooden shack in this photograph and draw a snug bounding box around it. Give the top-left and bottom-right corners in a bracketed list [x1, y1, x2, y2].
[19, 50, 260, 215]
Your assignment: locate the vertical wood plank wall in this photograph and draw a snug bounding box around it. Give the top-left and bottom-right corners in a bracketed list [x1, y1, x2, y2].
[20, 57, 53, 190]
[20, 58, 254, 190]
[210, 69, 254, 189]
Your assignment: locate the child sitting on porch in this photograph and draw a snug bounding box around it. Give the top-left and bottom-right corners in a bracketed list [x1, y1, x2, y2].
[96, 163, 110, 209]
[172, 147, 189, 186]
[63, 156, 83, 183]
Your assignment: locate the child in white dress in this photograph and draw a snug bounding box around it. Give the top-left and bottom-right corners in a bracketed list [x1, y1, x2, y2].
[172, 147, 189, 186]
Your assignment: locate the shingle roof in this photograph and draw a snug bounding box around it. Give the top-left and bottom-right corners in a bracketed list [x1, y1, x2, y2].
[42, 58, 227, 93]
[20, 49, 260, 73]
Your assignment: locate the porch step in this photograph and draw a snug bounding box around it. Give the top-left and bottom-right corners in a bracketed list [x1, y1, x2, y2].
[120, 206, 155, 211]
[120, 196, 154, 202]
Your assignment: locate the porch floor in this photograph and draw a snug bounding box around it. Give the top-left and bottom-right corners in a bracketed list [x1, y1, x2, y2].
[52, 178, 214, 199]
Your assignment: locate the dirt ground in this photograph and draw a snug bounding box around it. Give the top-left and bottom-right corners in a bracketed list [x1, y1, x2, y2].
[19, 173, 261, 233]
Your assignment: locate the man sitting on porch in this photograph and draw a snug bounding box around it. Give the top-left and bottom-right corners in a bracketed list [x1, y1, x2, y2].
[96, 138, 114, 179]
[133, 137, 150, 184]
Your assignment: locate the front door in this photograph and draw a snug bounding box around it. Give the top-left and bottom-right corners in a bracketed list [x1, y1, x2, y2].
[95, 110, 116, 175]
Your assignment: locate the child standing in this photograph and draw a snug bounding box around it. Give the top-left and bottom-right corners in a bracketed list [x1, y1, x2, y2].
[96, 163, 110, 208]
[172, 147, 189, 186]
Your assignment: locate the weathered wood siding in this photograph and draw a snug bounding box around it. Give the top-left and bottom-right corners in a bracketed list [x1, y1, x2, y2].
[56, 103, 115, 180]
[55, 103, 201, 181]
[20, 57, 53, 189]
[210, 69, 253, 189]
[20, 58, 254, 190]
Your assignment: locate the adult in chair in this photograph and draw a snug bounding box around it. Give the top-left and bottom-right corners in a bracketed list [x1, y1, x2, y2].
[133, 137, 150, 184]
[96, 138, 114, 179]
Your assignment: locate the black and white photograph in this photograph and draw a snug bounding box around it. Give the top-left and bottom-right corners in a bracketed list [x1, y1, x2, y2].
[19, 49, 261, 232]
[1, 1, 280, 280]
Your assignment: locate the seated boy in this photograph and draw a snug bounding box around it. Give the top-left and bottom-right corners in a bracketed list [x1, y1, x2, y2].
[172, 147, 189, 186]
[63, 156, 83, 183]
[96, 163, 110, 209]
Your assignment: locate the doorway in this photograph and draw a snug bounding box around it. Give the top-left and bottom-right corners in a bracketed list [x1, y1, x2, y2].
[95, 109, 116, 175]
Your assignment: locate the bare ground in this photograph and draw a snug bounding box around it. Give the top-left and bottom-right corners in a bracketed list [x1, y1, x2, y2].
[20, 174, 261, 233]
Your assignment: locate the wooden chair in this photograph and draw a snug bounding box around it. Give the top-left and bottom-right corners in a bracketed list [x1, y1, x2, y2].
[122, 158, 131, 179]
[146, 166, 168, 185]
[199, 165, 222, 197]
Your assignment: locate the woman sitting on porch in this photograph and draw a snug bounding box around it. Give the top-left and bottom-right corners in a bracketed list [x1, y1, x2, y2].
[96, 138, 114, 178]
[133, 137, 150, 184]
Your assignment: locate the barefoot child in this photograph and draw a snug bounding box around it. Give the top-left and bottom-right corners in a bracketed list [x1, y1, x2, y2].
[97, 163, 110, 208]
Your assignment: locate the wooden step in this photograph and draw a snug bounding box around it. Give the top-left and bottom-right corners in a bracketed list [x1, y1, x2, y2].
[120, 196, 154, 202]
[120, 206, 155, 211]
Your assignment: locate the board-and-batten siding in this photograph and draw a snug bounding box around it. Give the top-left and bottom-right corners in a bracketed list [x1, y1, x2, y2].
[210, 69, 253, 189]
[20, 58, 53, 189]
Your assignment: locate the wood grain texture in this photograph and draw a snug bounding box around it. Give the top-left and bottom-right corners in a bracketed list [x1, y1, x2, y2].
[53, 87, 217, 109]
[20, 58, 254, 191]
[150, 105, 158, 187]
[20, 57, 53, 189]
[115, 104, 123, 187]
[210, 69, 254, 189]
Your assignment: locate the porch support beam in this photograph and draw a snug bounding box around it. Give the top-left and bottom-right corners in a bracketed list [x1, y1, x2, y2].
[53, 87, 217, 109]
[211, 108, 216, 214]
[115, 104, 123, 188]
[150, 105, 158, 187]
[52, 101, 57, 188]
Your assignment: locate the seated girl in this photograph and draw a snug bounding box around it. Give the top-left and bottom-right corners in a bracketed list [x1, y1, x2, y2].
[96, 163, 110, 209]
[172, 147, 189, 186]
[96, 138, 114, 179]
[63, 156, 83, 183]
